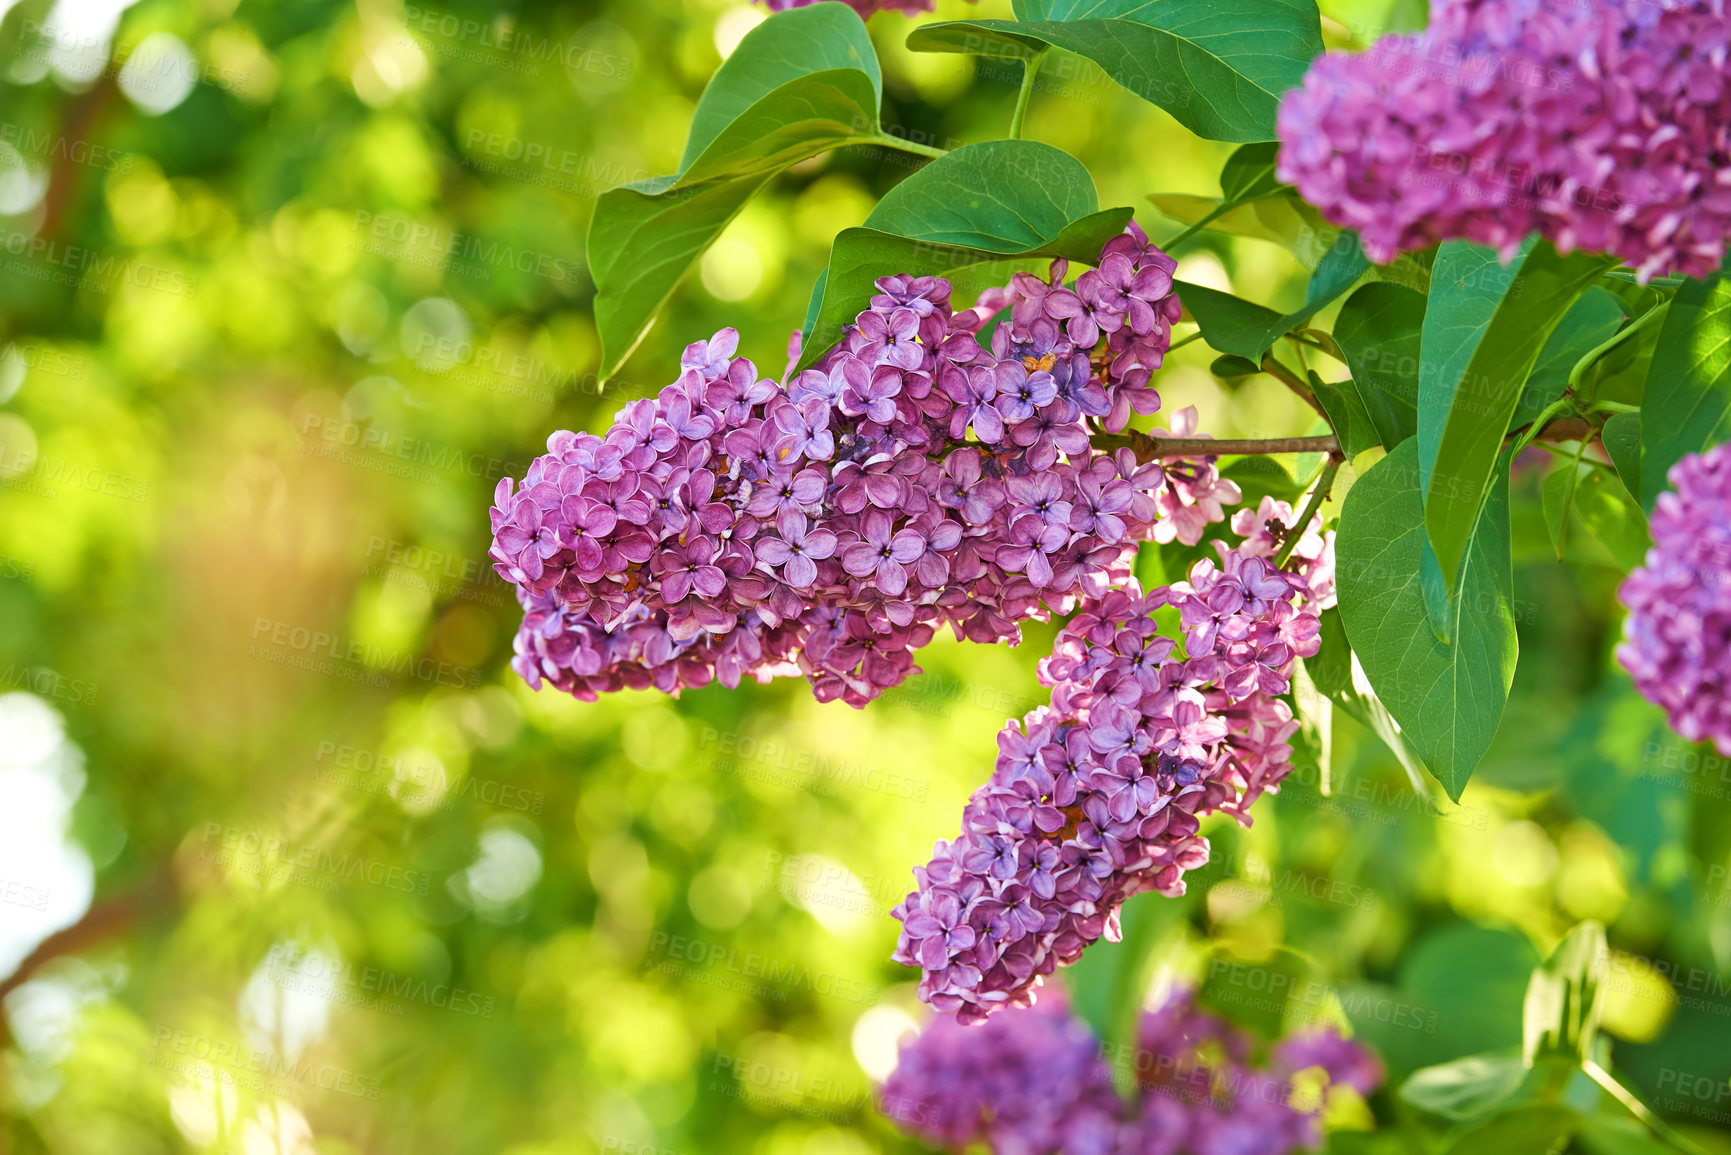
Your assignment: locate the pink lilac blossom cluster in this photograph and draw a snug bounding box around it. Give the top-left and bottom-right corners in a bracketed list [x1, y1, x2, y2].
[489, 228, 1226, 708]
[890, 516, 1331, 1024]
[1617, 441, 1731, 753]
[880, 986, 1382, 1155]
[1276, 0, 1731, 279]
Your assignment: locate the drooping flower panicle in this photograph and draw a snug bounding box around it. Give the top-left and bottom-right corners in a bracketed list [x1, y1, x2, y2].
[891, 517, 1330, 1024]
[1277, 0, 1731, 279]
[880, 986, 1383, 1155]
[489, 229, 1229, 708]
[1618, 441, 1731, 752]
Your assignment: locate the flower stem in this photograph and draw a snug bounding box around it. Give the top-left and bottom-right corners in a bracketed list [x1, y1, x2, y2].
[1583, 1060, 1712, 1155]
[1009, 48, 1048, 140]
[1159, 210, 1223, 253]
[1168, 329, 1204, 351]
[1258, 352, 1333, 424]
[1275, 454, 1342, 568]
[869, 135, 946, 160]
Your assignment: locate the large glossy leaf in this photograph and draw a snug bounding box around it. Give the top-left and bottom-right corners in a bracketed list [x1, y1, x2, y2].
[1336, 439, 1518, 800]
[590, 175, 772, 383]
[1334, 283, 1423, 449]
[1174, 232, 1368, 361]
[1510, 287, 1625, 428]
[1638, 269, 1731, 511]
[906, 0, 1323, 142]
[587, 3, 884, 379]
[1417, 240, 1615, 599]
[792, 141, 1129, 371]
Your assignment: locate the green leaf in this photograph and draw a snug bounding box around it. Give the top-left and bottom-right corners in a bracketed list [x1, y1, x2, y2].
[1575, 1116, 1681, 1155]
[1418, 240, 1616, 599]
[1511, 287, 1626, 428]
[1311, 370, 1382, 458]
[1522, 920, 1609, 1066]
[589, 174, 773, 382]
[1336, 439, 1518, 800]
[1400, 1051, 1530, 1122]
[587, 3, 884, 379]
[677, 3, 881, 181]
[1573, 469, 1650, 571]
[907, 0, 1323, 142]
[1438, 1105, 1580, 1155]
[1302, 610, 1431, 795]
[1211, 353, 1262, 378]
[792, 141, 1129, 371]
[1639, 269, 1731, 512]
[1602, 412, 1642, 504]
[1333, 283, 1424, 450]
[1175, 233, 1368, 362]
[1218, 140, 1288, 203]
[1541, 458, 1586, 562]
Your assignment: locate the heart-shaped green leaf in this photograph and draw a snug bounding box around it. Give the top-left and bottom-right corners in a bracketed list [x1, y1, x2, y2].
[907, 0, 1323, 142]
[793, 141, 1130, 372]
[587, 3, 885, 380]
[1333, 283, 1424, 450]
[1639, 267, 1731, 511]
[1336, 439, 1518, 800]
[1417, 239, 1615, 601]
[1174, 231, 1368, 362]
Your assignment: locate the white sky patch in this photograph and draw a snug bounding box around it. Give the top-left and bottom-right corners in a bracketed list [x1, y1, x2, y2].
[0, 693, 96, 981]
[452, 823, 541, 921]
[34, 0, 140, 87]
[238, 942, 337, 1063]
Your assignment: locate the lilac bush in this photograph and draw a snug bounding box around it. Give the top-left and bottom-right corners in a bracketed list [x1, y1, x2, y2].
[488, 230, 1234, 707]
[891, 518, 1332, 1023]
[1277, 0, 1731, 279]
[880, 986, 1383, 1155]
[1618, 441, 1731, 752]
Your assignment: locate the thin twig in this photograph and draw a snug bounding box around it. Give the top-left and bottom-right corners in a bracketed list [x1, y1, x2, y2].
[1008, 48, 1048, 140]
[1275, 454, 1343, 568]
[1096, 433, 1342, 458]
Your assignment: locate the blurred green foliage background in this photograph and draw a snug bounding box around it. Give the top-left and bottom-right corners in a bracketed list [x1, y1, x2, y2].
[0, 0, 1729, 1150]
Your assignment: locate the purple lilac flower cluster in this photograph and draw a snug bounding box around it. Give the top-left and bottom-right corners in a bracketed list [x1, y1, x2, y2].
[1618, 441, 1731, 752]
[489, 228, 1220, 708]
[880, 986, 1383, 1155]
[890, 518, 1331, 1024]
[1276, 0, 1731, 279]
